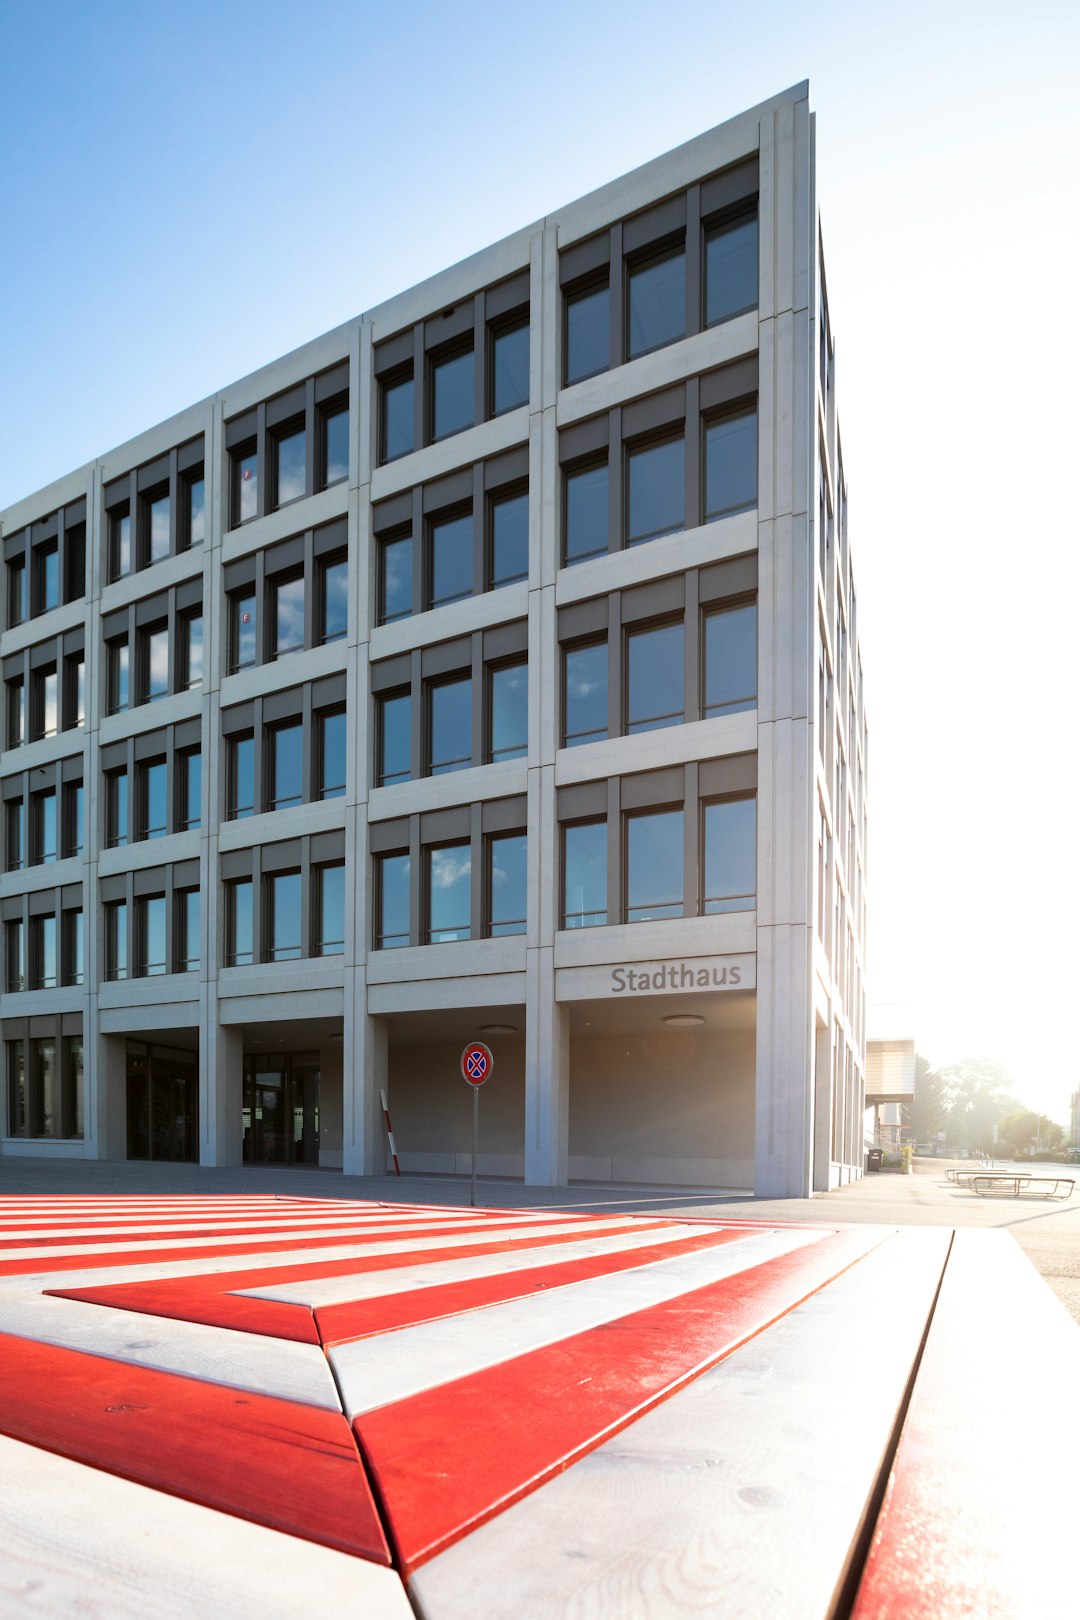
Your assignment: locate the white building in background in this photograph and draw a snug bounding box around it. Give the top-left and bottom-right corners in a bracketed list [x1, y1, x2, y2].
[0, 81, 867, 1197]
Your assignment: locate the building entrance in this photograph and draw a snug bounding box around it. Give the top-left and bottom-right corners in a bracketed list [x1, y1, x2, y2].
[126, 1040, 198, 1162]
[242, 1052, 320, 1165]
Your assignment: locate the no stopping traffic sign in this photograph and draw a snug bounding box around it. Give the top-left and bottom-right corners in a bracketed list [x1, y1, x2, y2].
[461, 1042, 493, 1087]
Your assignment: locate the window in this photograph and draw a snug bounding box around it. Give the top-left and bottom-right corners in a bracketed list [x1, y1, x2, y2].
[178, 888, 200, 973]
[703, 798, 756, 913]
[267, 871, 302, 960]
[563, 821, 606, 928]
[6, 800, 24, 870]
[432, 345, 474, 440]
[142, 624, 169, 702]
[6, 918, 25, 991]
[626, 622, 684, 733]
[137, 895, 168, 976]
[36, 546, 60, 614]
[626, 808, 683, 921]
[491, 319, 529, 415]
[232, 593, 258, 670]
[8, 558, 27, 626]
[107, 769, 129, 847]
[323, 406, 349, 486]
[63, 781, 84, 858]
[429, 510, 473, 608]
[63, 909, 83, 986]
[146, 491, 170, 564]
[429, 677, 472, 776]
[488, 833, 526, 936]
[229, 735, 255, 820]
[564, 642, 607, 747]
[185, 476, 206, 547]
[178, 748, 201, 830]
[703, 603, 756, 717]
[182, 612, 204, 688]
[489, 662, 528, 762]
[235, 448, 258, 524]
[378, 692, 411, 787]
[381, 372, 414, 462]
[565, 281, 609, 385]
[380, 533, 413, 624]
[318, 708, 347, 799]
[140, 759, 168, 840]
[317, 863, 345, 955]
[704, 410, 757, 520]
[108, 640, 130, 713]
[226, 879, 253, 967]
[271, 575, 305, 658]
[7, 677, 24, 746]
[112, 508, 132, 578]
[428, 843, 471, 942]
[30, 1038, 57, 1136]
[65, 654, 85, 728]
[319, 556, 348, 643]
[269, 722, 303, 810]
[489, 490, 529, 588]
[32, 790, 57, 865]
[37, 667, 58, 738]
[376, 852, 410, 949]
[106, 900, 128, 980]
[627, 245, 685, 358]
[627, 435, 684, 545]
[274, 426, 306, 506]
[564, 460, 608, 565]
[32, 915, 57, 990]
[705, 209, 758, 326]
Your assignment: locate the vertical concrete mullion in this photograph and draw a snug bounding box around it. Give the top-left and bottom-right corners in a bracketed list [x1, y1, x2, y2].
[683, 762, 699, 918]
[256, 404, 268, 521]
[473, 297, 486, 428]
[471, 634, 484, 769]
[607, 593, 622, 741]
[607, 777, 621, 926]
[303, 528, 315, 651]
[608, 224, 622, 368]
[607, 407, 622, 555]
[469, 801, 483, 942]
[251, 846, 263, 965]
[411, 488, 424, 617]
[412, 327, 425, 451]
[408, 817, 422, 946]
[685, 185, 702, 339]
[684, 569, 700, 723]
[299, 836, 312, 961]
[168, 449, 179, 557]
[305, 379, 317, 498]
[252, 697, 265, 816]
[472, 463, 485, 597]
[684, 376, 701, 531]
[410, 648, 423, 782]
[301, 684, 315, 805]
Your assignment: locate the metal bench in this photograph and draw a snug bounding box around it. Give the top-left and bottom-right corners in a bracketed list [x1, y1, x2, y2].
[970, 1173, 1074, 1199]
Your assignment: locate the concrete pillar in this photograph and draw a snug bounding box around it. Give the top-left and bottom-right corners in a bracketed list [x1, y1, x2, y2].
[524, 946, 568, 1185]
[94, 1029, 127, 1161]
[344, 999, 386, 1177]
[201, 1021, 242, 1166]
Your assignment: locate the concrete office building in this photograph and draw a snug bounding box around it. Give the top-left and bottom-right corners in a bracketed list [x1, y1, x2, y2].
[0, 81, 867, 1197]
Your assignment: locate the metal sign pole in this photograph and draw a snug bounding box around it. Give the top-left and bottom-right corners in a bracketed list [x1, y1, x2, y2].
[471, 1085, 479, 1208]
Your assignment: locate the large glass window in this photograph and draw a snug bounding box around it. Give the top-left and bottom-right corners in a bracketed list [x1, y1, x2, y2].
[232, 593, 257, 669]
[626, 622, 684, 733]
[68, 655, 85, 726]
[33, 914, 57, 990]
[268, 871, 302, 960]
[704, 410, 757, 520]
[627, 246, 685, 358]
[40, 547, 60, 612]
[6, 918, 25, 991]
[64, 781, 84, 858]
[380, 534, 413, 624]
[107, 769, 128, 847]
[63, 909, 83, 987]
[429, 511, 473, 608]
[489, 662, 528, 763]
[227, 879, 253, 967]
[236, 450, 258, 523]
[64, 1036, 84, 1139]
[177, 748, 200, 832]
[429, 677, 472, 775]
[432, 347, 474, 440]
[272, 575, 305, 657]
[270, 722, 303, 810]
[565, 282, 609, 384]
[492, 321, 529, 415]
[627, 435, 684, 545]
[320, 557, 348, 643]
[7, 677, 25, 746]
[40, 669, 58, 737]
[141, 760, 168, 839]
[145, 625, 169, 701]
[230, 735, 255, 819]
[106, 900, 128, 980]
[317, 863, 345, 956]
[7, 800, 24, 870]
[563, 821, 607, 928]
[8, 558, 27, 624]
[318, 708, 347, 799]
[703, 603, 756, 717]
[113, 511, 132, 578]
[275, 427, 306, 506]
[490, 490, 529, 588]
[565, 461, 608, 565]
[34, 791, 57, 865]
[382, 373, 414, 462]
[376, 853, 410, 950]
[626, 808, 683, 921]
[108, 641, 130, 713]
[428, 843, 471, 942]
[183, 612, 203, 687]
[187, 477, 205, 546]
[323, 407, 349, 485]
[148, 493, 170, 563]
[564, 642, 607, 747]
[703, 798, 756, 912]
[705, 211, 758, 326]
[488, 833, 526, 936]
[33, 1038, 57, 1137]
[379, 692, 412, 787]
[179, 889, 200, 972]
[139, 895, 167, 976]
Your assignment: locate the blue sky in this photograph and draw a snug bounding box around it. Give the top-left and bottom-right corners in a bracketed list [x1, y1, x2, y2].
[2, 0, 1079, 1118]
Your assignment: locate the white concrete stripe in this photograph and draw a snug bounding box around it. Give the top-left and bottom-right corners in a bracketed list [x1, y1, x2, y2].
[0, 1291, 342, 1409]
[0, 1211, 514, 1241]
[331, 1226, 827, 1417]
[247, 1220, 729, 1309]
[0, 1434, 414, 1620]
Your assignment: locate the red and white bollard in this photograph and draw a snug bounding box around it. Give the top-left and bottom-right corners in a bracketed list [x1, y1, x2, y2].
[380, 1089, 401, 1177]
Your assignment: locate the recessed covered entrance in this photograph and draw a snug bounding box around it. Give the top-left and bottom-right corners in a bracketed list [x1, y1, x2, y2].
[242, 1051, 320, 1166]
[126, 1038, 198, 1162]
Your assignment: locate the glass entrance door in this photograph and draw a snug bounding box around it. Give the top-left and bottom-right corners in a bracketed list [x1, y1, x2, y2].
[126, 1040, 198, 1161]
[243, 1052, 320, 1165]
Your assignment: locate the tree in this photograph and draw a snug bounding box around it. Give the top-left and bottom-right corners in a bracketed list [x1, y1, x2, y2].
[995, 1108, 1066, 1158]
[938, 1057, 1017, 1154]
[912, 1054, 949, 1145]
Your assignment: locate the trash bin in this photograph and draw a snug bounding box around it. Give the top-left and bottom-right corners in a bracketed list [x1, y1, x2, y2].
[866, 1148, 884, 1172]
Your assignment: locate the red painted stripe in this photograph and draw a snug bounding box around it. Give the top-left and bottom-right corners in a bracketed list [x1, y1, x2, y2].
[0, 1211, 535, 1250]
[850, 1231, 1078, 1620]
[0, 1332, 391, 1564]
[48, 1219, 680, 1339]
[354, 1225, 885, 1572]
[315, 1224, 754, 1344]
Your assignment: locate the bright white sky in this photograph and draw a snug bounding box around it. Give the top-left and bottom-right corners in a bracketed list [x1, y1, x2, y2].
[2, 0, 1078, 1123]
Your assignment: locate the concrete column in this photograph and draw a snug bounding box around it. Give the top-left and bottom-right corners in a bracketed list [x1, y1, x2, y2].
[344, 1000, 386, 1176]
[95, 1029, 127, 1161]
[202, 1020, 242, 1166]
[524, 945, 568, 1185]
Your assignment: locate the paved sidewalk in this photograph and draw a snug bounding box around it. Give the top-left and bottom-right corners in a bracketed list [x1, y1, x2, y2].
[4, 1151, 1078, 1323]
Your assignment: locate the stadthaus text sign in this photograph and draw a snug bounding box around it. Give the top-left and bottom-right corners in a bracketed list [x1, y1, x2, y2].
[555, 955, 755, 1002]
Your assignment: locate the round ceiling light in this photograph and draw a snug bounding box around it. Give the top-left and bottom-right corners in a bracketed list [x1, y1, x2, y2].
[663, 1014, 706, 1028]
[479, 1023, 518, 1037]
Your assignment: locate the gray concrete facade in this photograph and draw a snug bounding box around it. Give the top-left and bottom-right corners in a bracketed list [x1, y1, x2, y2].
[0, 81, 867, 1197]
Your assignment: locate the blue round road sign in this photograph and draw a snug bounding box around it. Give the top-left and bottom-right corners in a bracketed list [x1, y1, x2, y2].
[461, 1042, 493, 1087]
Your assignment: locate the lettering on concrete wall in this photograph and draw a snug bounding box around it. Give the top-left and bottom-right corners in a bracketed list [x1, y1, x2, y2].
[611, 962, 743, 993]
